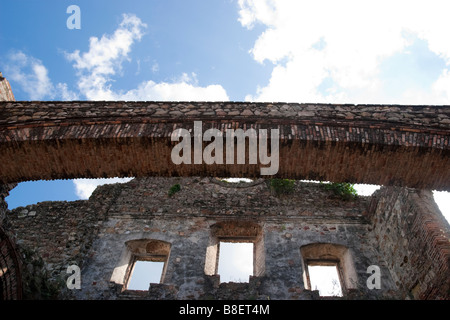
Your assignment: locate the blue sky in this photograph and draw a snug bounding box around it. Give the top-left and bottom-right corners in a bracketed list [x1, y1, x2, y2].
[1, 0, 449, 282]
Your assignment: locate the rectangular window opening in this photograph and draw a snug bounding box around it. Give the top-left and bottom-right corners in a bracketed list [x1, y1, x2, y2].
[217, 241, 253, 283]
[308, 264, 343, 297]
[127, 260, 164, 291]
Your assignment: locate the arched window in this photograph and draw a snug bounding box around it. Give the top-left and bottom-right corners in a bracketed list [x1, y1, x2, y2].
[300, 243, 358, 297]
[110, 239, 171, 291]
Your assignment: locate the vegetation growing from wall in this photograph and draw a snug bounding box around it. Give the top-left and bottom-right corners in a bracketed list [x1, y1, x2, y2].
[269, 179, 295, 195]
[168, 184, 181, 197]
[321, 182, 358, 200]
[19, 246, 64, 299]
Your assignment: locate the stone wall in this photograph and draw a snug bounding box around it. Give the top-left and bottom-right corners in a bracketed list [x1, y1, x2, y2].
[0, 183, 21, 300]
[368, 187, 450, 299]
[5, 182, 123, 298]
[0, 225, 22, 300]
[6, 177, 449, 300]
[0, 183, 16, 223]
[6, 177, 403, 300]
[2, 101, 449, 129]
[0, 73, 15, 102]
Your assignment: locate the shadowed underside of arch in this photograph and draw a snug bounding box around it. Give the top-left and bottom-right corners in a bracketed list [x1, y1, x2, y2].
[0, 101, 449, 191]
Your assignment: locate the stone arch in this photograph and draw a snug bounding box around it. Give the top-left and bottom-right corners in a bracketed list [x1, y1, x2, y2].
[300, 242, 358, 293]
[126, 239, 171, 259]
[110, 238, 171, 290]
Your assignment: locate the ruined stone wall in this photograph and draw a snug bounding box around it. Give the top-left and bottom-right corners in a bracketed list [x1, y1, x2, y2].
[5, 182, 123, 298]
[0, 183, 21, 300]
[6, 177, 401, 300]
[0, 73, 15, 102]
[368, 187, 450, 299]
[0, 183, 16, 224]
[0, 225, 22, 300]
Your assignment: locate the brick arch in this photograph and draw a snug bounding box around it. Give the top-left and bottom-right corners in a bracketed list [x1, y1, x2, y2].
[0, 225, 22, 300]
[0, 101, 448, 191]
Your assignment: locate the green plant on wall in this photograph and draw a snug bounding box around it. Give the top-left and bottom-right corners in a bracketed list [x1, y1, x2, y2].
[168, 183, 181, 197]
[321, 182, 357, 200]
[269, 178, 295, 195]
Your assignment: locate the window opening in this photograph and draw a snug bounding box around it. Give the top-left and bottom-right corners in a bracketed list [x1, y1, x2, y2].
[307, 263, 343, 297]
[217, 242, 253, 283]
[127, 260, 164, 290]
[300, 243, 358, 296]
[110, 239, 171, 292]
[205, 221, 264, 281]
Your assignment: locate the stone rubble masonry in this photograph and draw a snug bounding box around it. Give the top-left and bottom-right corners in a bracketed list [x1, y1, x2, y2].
[0, 101, 449, 191]
[0, 74, 15, 102]
[6, 182, 123, 284]
[5, 177, 449, 300]
[0, 77, 449, 300]
[0, 73, 20, 300]
[0, 183, 16, 224]
[369, 187, 450, 300]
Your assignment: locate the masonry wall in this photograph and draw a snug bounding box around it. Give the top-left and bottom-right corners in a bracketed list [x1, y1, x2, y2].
[1, 101, 449, 191]
[0, 183, 21, 300]
[0, 225, 22, 300]
[0, 183, 16, 223]
[369, 187, 450, 299]
[6, 177, 402, 300]
[0, 73, 15, 102]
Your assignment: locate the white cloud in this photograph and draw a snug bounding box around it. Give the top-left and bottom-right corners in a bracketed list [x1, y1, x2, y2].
[5, 51, 56, 100]
[4, 14, 229, 102]
[73, 178, 133, 199]
[238, 0, 277, 30]
[67, 14, 147, 73]
[118, 72, 228, 101]
[66, 14, 228, 102]
[65, 13, 148, 100]
[56, 83, 79, 100]
[238, 0, 450, 104]
[4, 51, 78, 100]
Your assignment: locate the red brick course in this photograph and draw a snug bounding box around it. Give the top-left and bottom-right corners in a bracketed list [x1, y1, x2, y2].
[0, 101, 448, 190]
